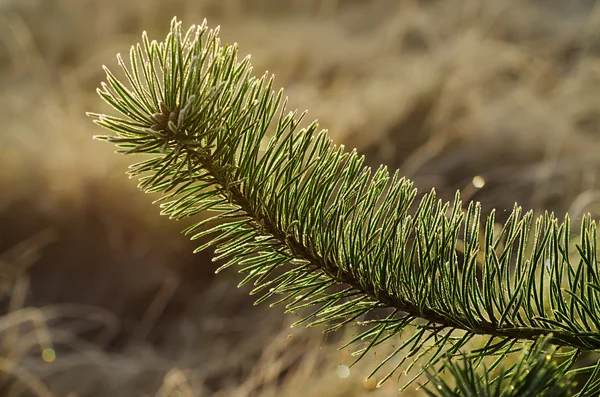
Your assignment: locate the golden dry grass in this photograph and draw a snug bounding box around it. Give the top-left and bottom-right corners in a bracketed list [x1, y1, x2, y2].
[1, 0, 600, 395]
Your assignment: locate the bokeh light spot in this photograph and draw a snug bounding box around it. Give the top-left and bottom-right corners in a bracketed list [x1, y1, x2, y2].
[336, 364, 350, 379]
[42, 348, 56, 363]
[472, 176, 485, 188]
[363, 377, 377, 389]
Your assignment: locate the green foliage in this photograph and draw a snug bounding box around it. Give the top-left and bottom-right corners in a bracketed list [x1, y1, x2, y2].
[423, 334, 575, 397]
[89, 18, 600, 396]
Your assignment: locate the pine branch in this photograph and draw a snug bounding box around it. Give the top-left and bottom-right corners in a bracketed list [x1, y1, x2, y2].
[89, 18, 600, 395]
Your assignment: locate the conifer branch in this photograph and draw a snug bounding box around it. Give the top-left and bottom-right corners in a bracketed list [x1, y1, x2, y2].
[89, 18, 600, 395]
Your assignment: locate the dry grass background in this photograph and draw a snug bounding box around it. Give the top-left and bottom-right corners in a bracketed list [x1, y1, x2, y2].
[1, 0, 600, 395]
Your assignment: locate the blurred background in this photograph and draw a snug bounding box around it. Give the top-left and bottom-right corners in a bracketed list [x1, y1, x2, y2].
[1, 0, 600, 395]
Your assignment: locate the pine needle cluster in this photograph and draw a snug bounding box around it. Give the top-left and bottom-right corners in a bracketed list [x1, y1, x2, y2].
[89, 18, 600, 396]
